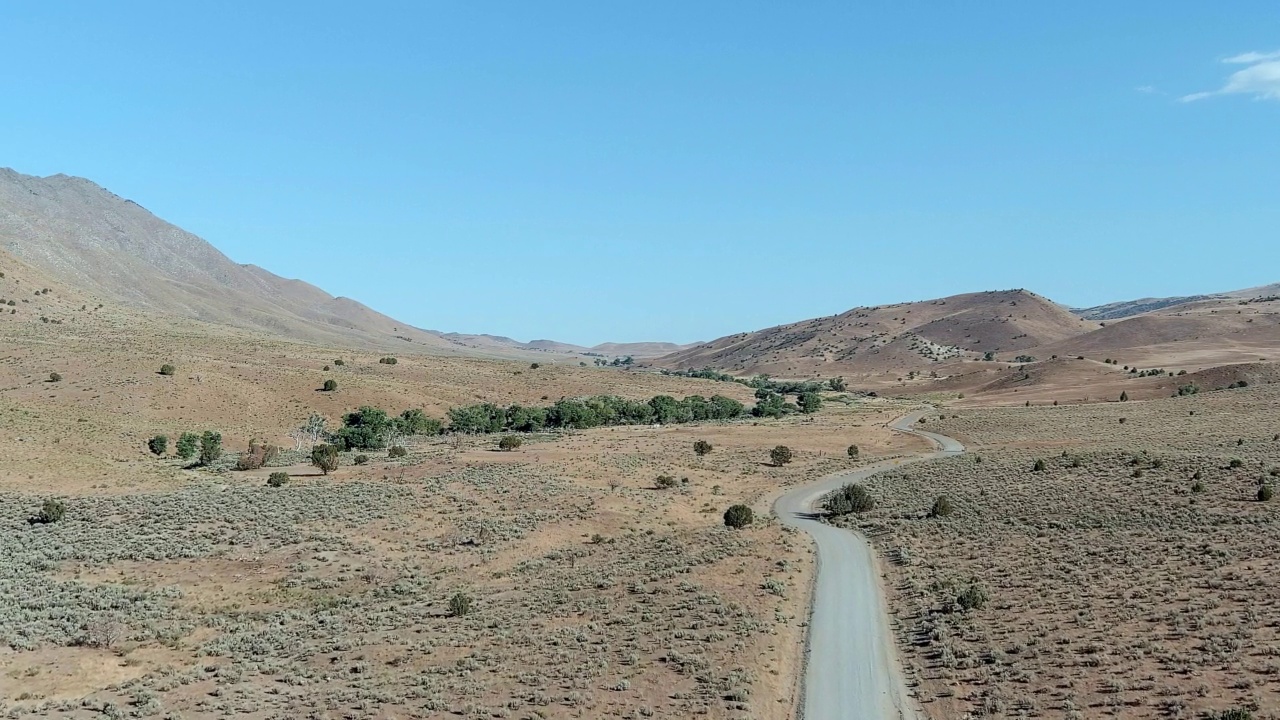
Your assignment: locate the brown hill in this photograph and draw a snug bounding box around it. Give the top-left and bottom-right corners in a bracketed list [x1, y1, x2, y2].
[653, 289, 1096, 379]
[592, 341, 695, 357]
[0, 167, 458, 351]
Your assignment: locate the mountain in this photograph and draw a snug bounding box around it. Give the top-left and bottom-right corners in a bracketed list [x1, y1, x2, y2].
[0, 168, 462, 350]
[591, 341, 695, 358]
[653, 289, 1096, 378]
[1072, 282, 1280, 321]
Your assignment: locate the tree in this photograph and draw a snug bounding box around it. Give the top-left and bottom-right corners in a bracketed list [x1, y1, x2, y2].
[199, 431, 222, 466]
[929, 496, 954, 517]
[267, 472, 289, 487]
[335, 406, 393, 450]
[147, 435, 168, 456]
[825, 483, 875, 515]
[827, 377, 847, 392]
[449, 592, 473, 617]
[322, 379, 338, 392]
[1119, 391, 1129, 402]
[770, 445, 793, 466]
[656, 475, 678, 489]
[388, 445, 408, 458]
[752, 391, 787, 418]
[311, 443, 339, 474]
[846, 444, 859, 459]
[159, 363, 176, 376]
[498, 435, 522, 451]
[353, 454, 369, 465]
[48, 372, 62, 382]
[1032, 459, 1046, 472]
[723, 505, 753, 529]
[1260, 485, 1274, 502]
[396, 408, 442, 436]
[797, 392, 823, 414]
[693, 440, 713, 457]
[176, 432, 199, 460]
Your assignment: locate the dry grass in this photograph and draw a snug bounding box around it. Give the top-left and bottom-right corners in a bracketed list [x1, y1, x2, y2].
[838, 384, 1280, 719]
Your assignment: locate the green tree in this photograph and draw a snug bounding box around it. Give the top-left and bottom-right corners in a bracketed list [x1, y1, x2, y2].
[723, 504, 753, 529]
[388, 445, 408, 458]
[770, 445, 793, 466]
[147, 435, 168, 456]
[929, 496, 953, 518]
[1032, 459, 1046, 472]
[1119, 391, 1129, 402]
[656, 475, 678, 489]
[335, 406, 393, 450]
[159, 363, 176, 376]
[322, 379, 338, 392]
[693, 440, 713, 457]
[199, 431, 222, 466]
[1260, 485, 1274, 502]
[396, 408, 442, 436]
[797, 392, 823, 414]
[311, 443, 339, 474]
[32, 499, 66, 524]
[498, 435, 523, 451]
[48, 372, 62, 382]
[847, 444, 859, 459]
[827, 377, 847, 392]
[267, 472, 289, 487]
[956, 584, 988, 611]
[176, 432, 199, 460]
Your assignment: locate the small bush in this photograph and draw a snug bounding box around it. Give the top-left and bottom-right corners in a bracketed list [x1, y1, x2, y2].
[333, 359, 345, 366]
[353, 454, 369, 465]
[1032, 459, 1046, 472]
[321, 379, 338, 392]
[378, 356, 398, 365]
[234, 439, 279, 471]
[529, 362, 540, 369]
[825, 483, 875, 515]
[158, 363, 176, 376]
[770, 445, 793, 466]
[48, 372, 62, 382]
[267, 472, 289, 487]
[929, 496, 953, 518]
[176, 432, 199, 460]
[147, 435, 168, 456]
[723, 504, 754, 529]
[1260, 485, 1274, 502]
[1191, 481, 1205, 493]
[956, 584, 988, 611]
[655, 474, 678, 489]
[311, 443, 339, 474]
[388, 445, 408, 458]
[846, 444, 859, 458]
[1119, 391, 1128, 402]
[1218, 710, 1253, 720]
[693, 440, 713, 456]
[32, 499, 66, 524]
[1230, 459, 1244, 469]
[449, 592, 473, 617]
[498, 435, 523, 451]
[199, 431, 222, 466]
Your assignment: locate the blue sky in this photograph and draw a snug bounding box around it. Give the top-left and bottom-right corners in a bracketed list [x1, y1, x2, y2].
[2, 2, 1278, 345]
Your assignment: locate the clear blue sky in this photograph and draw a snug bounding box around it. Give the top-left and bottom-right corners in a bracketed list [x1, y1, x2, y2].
[3, 2, 1278, 345]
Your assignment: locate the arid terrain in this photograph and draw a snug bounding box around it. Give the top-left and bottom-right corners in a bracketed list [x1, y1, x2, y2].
[839, 382, 1280, 719]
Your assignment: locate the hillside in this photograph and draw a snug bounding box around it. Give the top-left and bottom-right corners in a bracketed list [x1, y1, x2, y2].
[0, 168, 464, 351]
[653, 289, 1096, 379]
[1073, 281, 1279, 320]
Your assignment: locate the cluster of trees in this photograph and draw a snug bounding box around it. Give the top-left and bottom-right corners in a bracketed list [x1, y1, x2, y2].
[751, 388, 822, 417]
[591, 356, 634, 367]
[446, 394, 746, 434]
[148, 431, 222, 465]
[331, 407, 441, 450]
[663, 368, 847, 394]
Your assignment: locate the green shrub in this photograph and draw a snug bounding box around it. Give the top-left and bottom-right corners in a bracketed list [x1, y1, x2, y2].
[449, 592, 473, 617]
[770, 445, 793, 466]
[1230, 459, 1244, 469]
[1176, 383, 1199, 396]
[32, 499, 66, 524]
[353, 454, 369, 465]
[333, 359, 345, 366]
[723, 504, 754, 529]
[1191, 481, 1205, 493]
[825, 483, 875, 515]
[267, 472, 289, 487]
[388, 445, 408, 458]
[147, 435, 168, 456]
[693, 440, 713, 456]
[929, 496, 953, 518]
[1260, 485, 1274, 502]
[176, 432, 199, 460]
[1119, 391, 1128, 402]
[656, 474, 678, 489]
[498, 435, 522, 451]
[846, 444, 859, 458]
[956, 584, 988, 611]
[1218, 710, 1252, 720]
[159, 363, 176, 376]
[396, 408, 443, 436]
[198, 431, 222, 466]
[322, 379, 338, 392]
[311, 443, 339, 474]
[529, 362, 540, 369]
[48, 372, 62, 382]
[1032, 459, 1046, 472]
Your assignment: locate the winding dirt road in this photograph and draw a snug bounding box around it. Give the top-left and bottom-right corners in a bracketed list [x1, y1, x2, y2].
[776, 410, 964, 720]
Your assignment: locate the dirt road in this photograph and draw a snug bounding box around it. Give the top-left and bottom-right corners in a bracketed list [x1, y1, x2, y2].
[776, 410, 964, 719]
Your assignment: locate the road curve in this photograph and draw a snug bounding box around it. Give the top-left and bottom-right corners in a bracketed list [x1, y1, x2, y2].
[776, 410, 964, 720]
